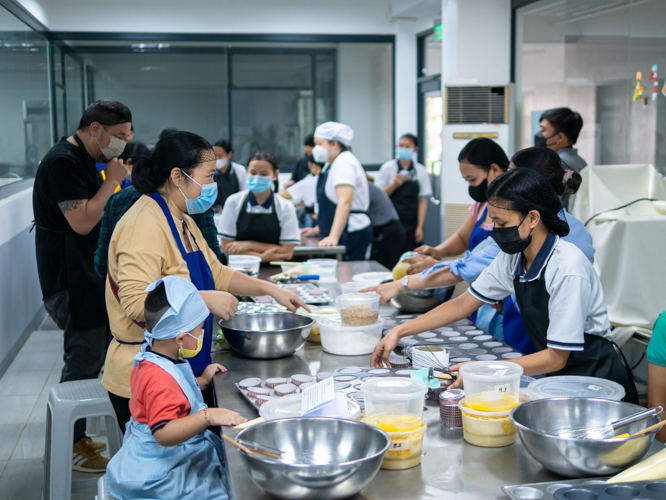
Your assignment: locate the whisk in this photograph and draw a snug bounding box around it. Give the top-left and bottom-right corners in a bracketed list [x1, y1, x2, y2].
[554, 406, 662, 440]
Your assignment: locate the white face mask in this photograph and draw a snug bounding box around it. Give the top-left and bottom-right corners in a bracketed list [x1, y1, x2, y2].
[95, 128, 126, 161]
[216, 158, 229, 170]
[311, 144, 330, 164]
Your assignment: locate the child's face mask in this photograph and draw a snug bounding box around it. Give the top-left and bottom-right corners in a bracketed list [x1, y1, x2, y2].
[179, 332, 203, 358]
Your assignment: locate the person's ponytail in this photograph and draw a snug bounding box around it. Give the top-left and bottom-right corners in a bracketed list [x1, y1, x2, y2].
[563, 170, 582, 195]
[132, 157, 157, 195]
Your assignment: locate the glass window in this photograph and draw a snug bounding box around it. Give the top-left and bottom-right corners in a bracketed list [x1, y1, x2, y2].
[421, 32, 442, 77]
[65, 53, 84, 135]
[232, 53, 312, 88]
[516, 0, 666, 175]
[0, 6, 50, 187]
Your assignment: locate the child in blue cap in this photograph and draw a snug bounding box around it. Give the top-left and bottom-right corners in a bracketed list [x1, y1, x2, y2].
[107, 275, 247, 500]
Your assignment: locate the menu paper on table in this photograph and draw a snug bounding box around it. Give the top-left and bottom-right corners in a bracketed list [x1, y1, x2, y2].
[301, 377, 347, 417]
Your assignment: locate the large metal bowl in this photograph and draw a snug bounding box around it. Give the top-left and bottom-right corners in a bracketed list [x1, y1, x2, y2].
[218, 312, 314, 359]
[235, 417, 390, 500]
[510, 398, 660, 478]
[390, 286, 453, 314]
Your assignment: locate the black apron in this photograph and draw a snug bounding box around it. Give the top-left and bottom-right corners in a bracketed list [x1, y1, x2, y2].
[213, 165, 240, 209]
[235, 191, 281, 245]
[514, 260, 639, 404]
[35, 134, 107, 330]
[389, 163, 420, 233]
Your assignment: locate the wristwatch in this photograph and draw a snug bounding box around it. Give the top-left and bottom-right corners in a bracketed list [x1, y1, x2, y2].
[400, 275, 410, 292]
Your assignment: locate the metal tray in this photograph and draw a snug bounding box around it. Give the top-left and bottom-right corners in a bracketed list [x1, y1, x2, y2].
[503, 478, 610, 500]
[554, 480, 666, 500]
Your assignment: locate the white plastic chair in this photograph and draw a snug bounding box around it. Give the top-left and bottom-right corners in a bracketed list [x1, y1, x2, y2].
[96, 476, 118, 500]
[44, 379, 122, 500]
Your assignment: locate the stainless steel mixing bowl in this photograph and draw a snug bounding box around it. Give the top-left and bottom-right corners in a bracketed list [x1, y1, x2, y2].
[218, 312, 313, 359]
[511, 398, 660, 478]
[390, 286, 453, 314]
[235, 417, 391, 500]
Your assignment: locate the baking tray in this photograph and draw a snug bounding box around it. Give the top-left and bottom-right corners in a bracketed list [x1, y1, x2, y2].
[554, 480, 666, 500]
[277, 282, 333, 305]
[503, 478, 610, 500]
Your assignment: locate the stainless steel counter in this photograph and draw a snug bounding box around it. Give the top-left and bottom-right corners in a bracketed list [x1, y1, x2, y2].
[212, 261, 663, 500]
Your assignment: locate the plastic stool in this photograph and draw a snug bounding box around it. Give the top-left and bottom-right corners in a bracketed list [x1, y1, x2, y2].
[96, 476, 118, 500]
[44, 380, 122, 500]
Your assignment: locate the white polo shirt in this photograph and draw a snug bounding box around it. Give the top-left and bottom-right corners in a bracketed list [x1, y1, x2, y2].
[375, 158, 433, 198]
[286, 174, 317, 206]
[218, 189, 301, 244]
[323, 151, 371, 232]
[469, 235, 611, 352]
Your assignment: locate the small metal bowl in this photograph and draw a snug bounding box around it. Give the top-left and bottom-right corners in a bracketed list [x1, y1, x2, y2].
[236, 417, 390, 500]
[218, 312, 314, 359]
[511, 398, 660, 478]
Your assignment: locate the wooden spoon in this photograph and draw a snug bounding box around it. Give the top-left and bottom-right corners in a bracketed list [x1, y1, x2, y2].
[629, 420, 666, 438]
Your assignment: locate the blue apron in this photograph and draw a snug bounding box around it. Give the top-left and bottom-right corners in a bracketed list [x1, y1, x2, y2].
[316, 165, 373, 261]
[468, 206, 494, 251]
[150, 192, 216, 377]
[469, 206, 495, 325]
[107, 348, 230, 500]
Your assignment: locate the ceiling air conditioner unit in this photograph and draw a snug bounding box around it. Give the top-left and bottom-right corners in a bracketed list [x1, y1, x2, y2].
[440, 84, 514, 241]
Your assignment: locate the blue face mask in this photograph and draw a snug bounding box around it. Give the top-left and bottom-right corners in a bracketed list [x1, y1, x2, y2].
[396, 147, 414, 162]
[179, 170, 218, 214]
[247, 175, 274, 194]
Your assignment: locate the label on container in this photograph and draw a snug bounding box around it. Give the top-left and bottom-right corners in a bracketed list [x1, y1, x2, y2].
[391, 441, 405, 450]
[494, 383, 510, 395]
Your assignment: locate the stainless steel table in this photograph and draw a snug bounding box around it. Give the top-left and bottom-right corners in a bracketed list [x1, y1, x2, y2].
[212, 261, 662, 500]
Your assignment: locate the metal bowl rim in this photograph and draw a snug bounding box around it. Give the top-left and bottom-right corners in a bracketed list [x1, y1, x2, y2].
[218, 312, 315, 334]
[235, 416, 391, 468]
[510, 397, 661, 442]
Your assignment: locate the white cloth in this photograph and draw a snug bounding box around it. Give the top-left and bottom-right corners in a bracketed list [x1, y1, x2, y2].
[570, 164, 666, 328]
[314, 121, 354, 146]
[323, 151, 371, 232]
[143, 276, 210, 346]
[230, 162, 248, 190]
[469, 237, 611, 351]
[217, 189, 301, 244]
[375, 158, 433, 198]
[287, 174, 317, 206]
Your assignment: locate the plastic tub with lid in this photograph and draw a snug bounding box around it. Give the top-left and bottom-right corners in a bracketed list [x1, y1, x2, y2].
[459, 361, 524, 412]
[527, 375, 626, 401]
[361, 377, 428, 426]
[337, 293, 380, 326]
[259, 393, 361, 421]
[317, 316, 384, 355]
[228, 255, 261, 275]
[362, 418, 427, 470]
[307, 258, 338, 274]
[459, 399, 517, 448]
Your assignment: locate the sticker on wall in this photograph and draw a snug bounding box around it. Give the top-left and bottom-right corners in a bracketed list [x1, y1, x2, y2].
[650, 65, 659, 101]
[633, 71, 644, 102]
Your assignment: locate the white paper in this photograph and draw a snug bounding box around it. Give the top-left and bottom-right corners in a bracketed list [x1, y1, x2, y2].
[301, 377, 335, 416]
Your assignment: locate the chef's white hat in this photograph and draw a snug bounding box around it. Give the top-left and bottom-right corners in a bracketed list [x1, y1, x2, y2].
[314, 121, 354, 147]
[142, 276, 209, 346]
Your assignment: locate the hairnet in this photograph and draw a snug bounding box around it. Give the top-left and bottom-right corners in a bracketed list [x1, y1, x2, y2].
[143, 276, 210, 346]
[314, 121, 354, 146]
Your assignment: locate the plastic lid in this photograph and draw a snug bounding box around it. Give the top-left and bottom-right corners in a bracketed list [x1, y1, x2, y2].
[459, 361, 524, 381]
[527, 376, 626, 401]
[352, 272, 392, 283]
[360, 377, 428, 400]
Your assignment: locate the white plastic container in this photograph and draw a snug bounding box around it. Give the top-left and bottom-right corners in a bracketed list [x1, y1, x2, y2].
[317, 316, 384, 355]
[459, 361, 523, 412]
[361, 377, 428, 424]
[459, 399, 517, 448]
[228, 255, 261, 275]
[259, 393, 361, 421]
[352, 272, 392, 286]
[307, 259, 338, 278]
[336, 293, 380, 326]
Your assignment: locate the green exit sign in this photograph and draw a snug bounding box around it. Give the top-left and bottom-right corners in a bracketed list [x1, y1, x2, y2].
[434, 24, 442, 41]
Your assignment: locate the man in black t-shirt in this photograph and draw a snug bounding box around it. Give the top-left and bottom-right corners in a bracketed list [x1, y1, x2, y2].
[285, 133, 315, 188]
[33, 99, 132, 473]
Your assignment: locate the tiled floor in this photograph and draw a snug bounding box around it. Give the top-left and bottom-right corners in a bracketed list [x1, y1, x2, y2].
[0, 315, 110, 500]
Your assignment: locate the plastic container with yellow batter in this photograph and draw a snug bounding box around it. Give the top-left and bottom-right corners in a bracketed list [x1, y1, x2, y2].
[459, 399, 517, 448]
[363, 414, 427, 470]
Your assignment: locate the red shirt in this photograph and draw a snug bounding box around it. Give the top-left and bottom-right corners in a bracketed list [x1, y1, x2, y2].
[129, 356, 192, 433]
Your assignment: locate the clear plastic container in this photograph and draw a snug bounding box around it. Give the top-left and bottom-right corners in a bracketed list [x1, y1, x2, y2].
[360, 377, 428, 426]
[297, 306, 338, 341]
[336, 293, 380, 326]
[527, 375, 626, 401]
[352, 272, 392, 286]
[228, 255, 261, 275]
[459, 399, 517, 448]
[317, 316, 384, 355]
[392, 252, 419, 281]
[340, 282, 369, 294]
[459, 361, 524, 412]
[307, 259, 338, 273]
[364, 421, 427, 470]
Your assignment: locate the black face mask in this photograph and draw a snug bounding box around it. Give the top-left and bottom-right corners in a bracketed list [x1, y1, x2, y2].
[468, 177, 489, 203]
[493, 215, 533, 254]
[534, 131, 548, 148]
